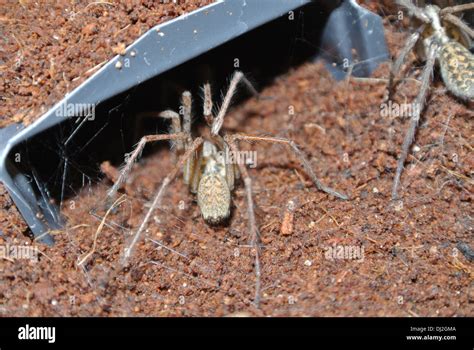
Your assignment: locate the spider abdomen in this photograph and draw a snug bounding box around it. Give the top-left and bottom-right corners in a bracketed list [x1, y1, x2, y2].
[197, 173, 231, 225]
[438, 40, 474, 100]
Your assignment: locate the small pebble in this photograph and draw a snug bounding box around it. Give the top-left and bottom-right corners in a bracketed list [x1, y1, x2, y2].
[394, 200, 404, 212]
[112, 42, 126, 56]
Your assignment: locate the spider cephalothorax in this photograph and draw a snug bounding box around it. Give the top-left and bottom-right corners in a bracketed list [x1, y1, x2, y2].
[104, 71, 347, 306]
[389, 1, 474, 199]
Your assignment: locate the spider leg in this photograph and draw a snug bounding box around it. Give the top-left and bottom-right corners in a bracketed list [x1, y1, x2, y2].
[179, 91, 196, 185]
[133, 110, 184, 153]
[224, 142, 235, 190]
[392, 44, 437, 200]
[224, 136, 261, 307]
[106, 133, 188, 203]
[157, 110, 184, 153]
[226, 134, 348, 200]
[121, 137, 204, 266]
[388, 24, 425, 101]
[211, 71, 257, 136]
[188, 151, 202, 193]
[181, 91, 192, 135]
[440, 3, 474, 16]
[224, 131, 347, 306]
[202, 82, 213, 126]
[443, 13, 474, 39]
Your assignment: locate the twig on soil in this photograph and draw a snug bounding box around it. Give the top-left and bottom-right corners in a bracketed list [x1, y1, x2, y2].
[1, 255, 14, 263]
[33, 224, 90, 242]
[397, 244, 423, 259]
[317, 205, 340, 227]
[260, 219, 278, 233]
[11, 33, 24, 50]
[315, 213, 327, 225]
[294, 169, 308, 187]
[407, 309, 420, 317]
[449, 258, 473, 279]
[89, 210, 129, 235]
[83, 59, 108, 77]
[77, 194, 126, 267]
[365, 234, 379, 245]
[440, 166, 473, 185]
[70, 1, 115, 20]
[114, 24, 131, 38]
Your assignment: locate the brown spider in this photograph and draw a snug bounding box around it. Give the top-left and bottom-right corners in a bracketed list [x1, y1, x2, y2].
[389, 0, 474, 199]
[105, 71, 347, 306]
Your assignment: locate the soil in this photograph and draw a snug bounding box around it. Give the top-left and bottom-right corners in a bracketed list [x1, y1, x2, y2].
[0, 0, 214, 128]
[0, 2, 473, 317]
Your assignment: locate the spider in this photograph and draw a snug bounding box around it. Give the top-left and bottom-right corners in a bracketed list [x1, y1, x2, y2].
[104, 71, 347, 306]
[388, 0, 473, 199]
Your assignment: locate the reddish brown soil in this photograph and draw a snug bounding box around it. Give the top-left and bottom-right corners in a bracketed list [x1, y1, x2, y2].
[0, 2, 473, 317]
[0, 0, 214, 128]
